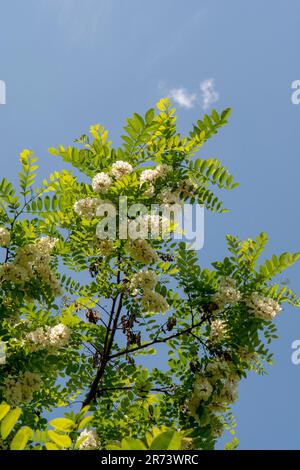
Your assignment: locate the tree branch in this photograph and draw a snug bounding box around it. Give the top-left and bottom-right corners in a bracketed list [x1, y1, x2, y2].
[108, 316, 209, 361]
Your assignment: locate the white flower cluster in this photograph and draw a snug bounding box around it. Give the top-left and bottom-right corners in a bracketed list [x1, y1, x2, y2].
[125, 239, 159, 265]
[209, 319, 227, 344]
[92, 172, 112, 194]
[130, 270, 158, 292]
[26, 323, 71, 352]
[245, 292, 282, 321]
[91, 161, 133, 194]
[129, 214, 171, 239]
[3, 371, 42, 405]
[212, 278, 241, 311]
[141, 288, 169, 313]
[140, 164, 172, 185]
[0, 227, 10, 247]
[0, 237, 60, 296]
[158, 188, 182, 207]
[189, 361, 239, 420]
[110, 160, 133, 179]
[77, 428, 100, 450]
[74, 198, 101, 219]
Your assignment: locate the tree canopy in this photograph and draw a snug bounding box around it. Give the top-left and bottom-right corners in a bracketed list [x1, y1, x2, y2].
[0, 98, 299, 450]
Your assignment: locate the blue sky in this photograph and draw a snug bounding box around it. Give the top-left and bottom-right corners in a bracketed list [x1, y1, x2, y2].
[1, 0, 300, 449]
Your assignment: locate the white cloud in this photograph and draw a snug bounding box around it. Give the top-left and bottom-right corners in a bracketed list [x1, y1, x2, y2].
[165, 79, 219, 111]
[168, 87, 197, 109]
[200, 78, 219, 110]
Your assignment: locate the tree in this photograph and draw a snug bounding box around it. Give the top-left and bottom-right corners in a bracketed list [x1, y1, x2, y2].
[0, 98, 299, 450]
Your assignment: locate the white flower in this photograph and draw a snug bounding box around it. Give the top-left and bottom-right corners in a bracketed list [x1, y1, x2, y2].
[159, 188, 181, 206]
[92, 172, 112, 193]
[189, 376, 213, 419]
[48, 323, 71, 348]
[125, 239, 159, 265]
[26, 323, 71, 352]
[155, 164, 172, 179]
[130, 270, 158, 292]
[35, 236, 58, 254]
[74, 198, 101, 219]
[193, 376, 213, 401]
[0, 238, 60, 297]
[246, 292, 281, 321]
[0, 227, 10, 247]
[218, 377, 238, 405]
[110, 161, 133, 179]
[212, 278, 241, 309]
[77, 429, 100, 450]
[0, 263, 31, 285]
[209, 319, 227, 343]
[144, 185, 155, 197]
[140, 164, 172, 187]
[206, 360, 230, 383]
[3, 371, 42, 405]
[129, 214, 170, 239]
[141, 288, 169, 313]
[140, 169, 157, 186]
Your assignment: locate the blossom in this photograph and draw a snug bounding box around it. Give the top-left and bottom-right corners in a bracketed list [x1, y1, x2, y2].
[125, 239, 159, 265]
[140, 169, 157, 186]
[159, 188, 181, 206]
[110, 161, 133, 179]
[212, 277, 241, 310]
[141, 288, 169, 313]
[156, 164, 172, 179]
[26, 323, 71, 352]
[35, 236, 58, 254]
[130, 270, 158, 292]
[193, 376, 213, 401]
[144, 185, 155, 197]
[3, 371, 42, 405]
[189, 376, 213, 418]
[217, 377, 238, 405]
[0, 227, 10, 247]
[129, 214, 170, 239]
[48, 323, 71, 348]
[0, 263, 31, 285]
[92, 172, 112, 193]
[209, 319, 228, 344]
[74, 198, 101, 219]
[77, 429, 100, 450]
[140, 164, 172, 187]
[245, 292, 281, 321]
[206, 360, 230, 383]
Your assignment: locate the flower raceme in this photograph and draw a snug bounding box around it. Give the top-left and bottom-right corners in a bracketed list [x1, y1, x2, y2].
[0, 237, 60, 296]
[0, 227, 10, 247]
[26, 323, 71, 352]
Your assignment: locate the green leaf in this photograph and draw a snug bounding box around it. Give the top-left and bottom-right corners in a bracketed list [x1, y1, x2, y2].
[10, 426, 34, 450]
[47, 430, 72, 449]
[121, 437, 147, 450]
[49, 418, 75, 432]
[45, 442, 60, 450]
[77, 415, 94, 430]
[0, 403, 11, 421]
[150, 430, 182, 450]
[0, 408, 21, 440]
